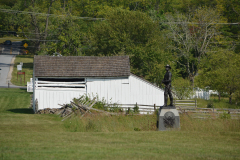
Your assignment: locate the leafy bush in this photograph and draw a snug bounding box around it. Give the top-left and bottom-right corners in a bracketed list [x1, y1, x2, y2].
[133, 103, 140, 113]
[109, 106, 123, 113]
[207, 100, 214, 108]
[134, 127, 141, 131]
[172, 78, 193, 99]
[219, 111, 231, 119]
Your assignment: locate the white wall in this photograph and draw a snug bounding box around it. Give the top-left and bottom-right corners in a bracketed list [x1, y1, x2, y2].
[87, 74, 164, 106]
[35, 74, 164, 110]
[35, 88, 86, 110]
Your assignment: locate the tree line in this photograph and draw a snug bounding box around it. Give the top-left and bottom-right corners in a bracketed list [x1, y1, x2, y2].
[0, 0, 239, 104]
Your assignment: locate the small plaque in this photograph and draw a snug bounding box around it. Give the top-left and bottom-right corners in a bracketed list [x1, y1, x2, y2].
[17, 65, 22, 71]
[18, 72, 25, 75]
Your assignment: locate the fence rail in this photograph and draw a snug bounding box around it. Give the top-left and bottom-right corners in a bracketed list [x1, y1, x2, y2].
[110, 102, 240, 119]
[174, 99, 197, 108]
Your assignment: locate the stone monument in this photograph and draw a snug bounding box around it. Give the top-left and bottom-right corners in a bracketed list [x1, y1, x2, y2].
[158, 64, 180, 131]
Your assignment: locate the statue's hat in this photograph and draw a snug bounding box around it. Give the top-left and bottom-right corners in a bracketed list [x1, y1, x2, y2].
[165, 64, 171, 69]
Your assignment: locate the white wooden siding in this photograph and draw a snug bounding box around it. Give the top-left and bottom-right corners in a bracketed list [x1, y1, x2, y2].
[35, 80, 86, 110]
[35, 88, 86, 110]
[129, 74, 164, 106]
[34, 74, 164, 111]
[87, 75, 164, 107]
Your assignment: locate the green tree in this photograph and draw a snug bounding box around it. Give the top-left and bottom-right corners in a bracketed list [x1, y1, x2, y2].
[41, 16, 88, 56]
[172, 77, 193, 99]
[196, 50, 240, 104]
[165, 7, 226, 84]
[88, 7, 174, 85]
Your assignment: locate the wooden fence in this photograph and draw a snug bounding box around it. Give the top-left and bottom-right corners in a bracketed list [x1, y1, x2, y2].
[179, 108, 240, 119]
[112, 103, 158, 114]
[174, 99, 197, 109]
[113, 99, 198, 114]
[111, 100, 240, 119]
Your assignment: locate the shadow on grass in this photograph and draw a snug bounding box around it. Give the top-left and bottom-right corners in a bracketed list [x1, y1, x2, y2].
[7, 108, 34, 114]
[23, 62, 33, 69]
[14, 62, 33, 69]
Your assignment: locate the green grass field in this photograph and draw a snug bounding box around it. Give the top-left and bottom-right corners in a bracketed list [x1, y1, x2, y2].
[0, 88, 240, 159]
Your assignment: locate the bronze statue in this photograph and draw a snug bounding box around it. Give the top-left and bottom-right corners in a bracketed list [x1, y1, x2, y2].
[162, 64, 173, 106]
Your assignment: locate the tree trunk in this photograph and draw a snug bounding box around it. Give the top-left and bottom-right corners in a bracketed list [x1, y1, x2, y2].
[229, 91, 232, 104]
[44, 0, 53, 45]
[218, 92, 221, 101]
[155, 0, 159, 13]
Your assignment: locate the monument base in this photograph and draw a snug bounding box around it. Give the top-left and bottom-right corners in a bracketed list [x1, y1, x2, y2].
[157, 106, 180, 131]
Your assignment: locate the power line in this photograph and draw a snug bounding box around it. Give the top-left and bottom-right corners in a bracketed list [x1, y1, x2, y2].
[0, 38, 60, 42]
[1, 30, 239, 38]
[0, 30, 59, 36]
[162, 20, 240, 25]
[0, 9, 105, 21]
[1, 9, 239, 24]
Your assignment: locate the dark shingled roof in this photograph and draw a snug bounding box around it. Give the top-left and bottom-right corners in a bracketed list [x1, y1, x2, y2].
[34, 56, 130, 77]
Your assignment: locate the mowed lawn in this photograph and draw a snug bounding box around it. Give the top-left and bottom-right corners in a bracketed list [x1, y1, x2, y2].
[0, 88, 240, 160]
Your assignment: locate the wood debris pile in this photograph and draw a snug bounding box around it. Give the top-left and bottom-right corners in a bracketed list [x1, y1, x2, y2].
[36, 108, 61, 114]
[36, 98, 102, 121]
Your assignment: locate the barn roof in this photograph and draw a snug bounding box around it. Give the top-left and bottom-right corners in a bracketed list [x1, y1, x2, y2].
[34, 56, 130, 77]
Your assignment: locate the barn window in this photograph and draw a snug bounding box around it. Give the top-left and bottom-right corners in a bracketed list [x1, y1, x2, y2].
[36, 78, 86, 89]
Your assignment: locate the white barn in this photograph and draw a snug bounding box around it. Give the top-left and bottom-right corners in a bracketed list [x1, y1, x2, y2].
[33, 56, 164, 112]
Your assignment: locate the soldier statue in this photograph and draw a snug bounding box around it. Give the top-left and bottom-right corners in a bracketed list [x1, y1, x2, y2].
[162, 64, 173, 107]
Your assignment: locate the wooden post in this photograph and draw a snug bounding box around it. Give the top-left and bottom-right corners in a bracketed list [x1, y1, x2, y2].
[154, 104, 156, 111]
[17, 72, 25, 83]
[195, 99, 197, 108]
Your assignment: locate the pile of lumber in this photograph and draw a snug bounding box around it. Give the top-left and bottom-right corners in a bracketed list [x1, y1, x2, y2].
[36, 97, 120, 121]
[36, 98, 97, 120]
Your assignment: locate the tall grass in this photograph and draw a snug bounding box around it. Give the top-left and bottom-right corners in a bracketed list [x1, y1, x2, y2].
[64, 114, 157, 132]
[63, 113, 240, 133]
[180, 114, 240, 132]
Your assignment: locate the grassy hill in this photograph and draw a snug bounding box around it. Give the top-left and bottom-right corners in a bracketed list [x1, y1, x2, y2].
[0, 88, 240, 159]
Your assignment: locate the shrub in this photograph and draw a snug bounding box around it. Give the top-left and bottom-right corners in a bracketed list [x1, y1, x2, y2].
[134, 127, 141, 131]
[219, 111, 231, 119]
[172, 78, 193, 99]
[207, 100, 214, 108]
[133, 103, 140, 113]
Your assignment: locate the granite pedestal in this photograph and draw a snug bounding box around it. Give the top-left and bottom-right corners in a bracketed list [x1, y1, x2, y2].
[158, 106, 180, 131]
